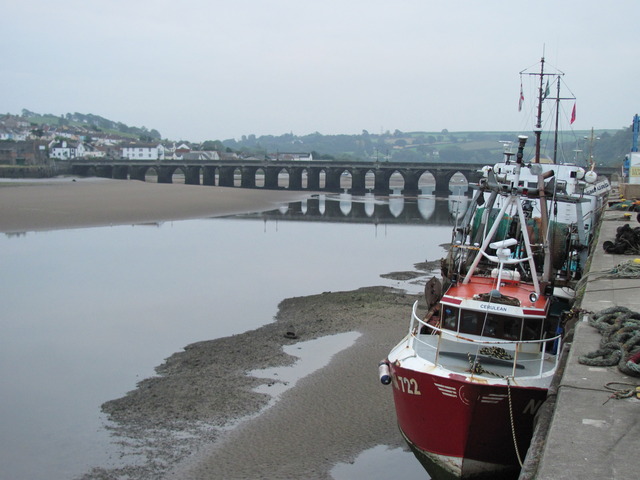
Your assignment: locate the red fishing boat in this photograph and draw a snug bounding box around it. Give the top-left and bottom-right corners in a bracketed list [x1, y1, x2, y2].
[379, 56, 612, 478]
[382, 135, 562, 479]
[380, 57, 610, 479]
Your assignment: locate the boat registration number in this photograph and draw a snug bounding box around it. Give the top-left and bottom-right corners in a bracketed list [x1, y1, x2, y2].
[393, 374, 422, 395]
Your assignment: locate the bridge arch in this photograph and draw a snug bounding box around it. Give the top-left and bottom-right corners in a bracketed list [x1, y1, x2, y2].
[365, 170, 375, 191]
[277, 167, 290, 188]
[143, 166, 159, 182]
[233, 167, 242, 187]
[449, 171, 469, 195]
[431, 169, 476, 197]
[418, 171, 436, 194]
[158, 165, 188, 184]
[84, 166, 99, 177]
[254, 167, 266, 187]
[338, 169, 353, 191]
[389, 170, 405, 193]
[299, 168, 309, 189]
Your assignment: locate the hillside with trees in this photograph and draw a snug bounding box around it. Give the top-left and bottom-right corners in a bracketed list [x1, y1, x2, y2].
[220, 126, 633, 168]
[4, 109, 635, 168]
[20, 109, 161, 142]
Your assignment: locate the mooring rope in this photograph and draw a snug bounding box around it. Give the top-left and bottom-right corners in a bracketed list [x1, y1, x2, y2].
[599, 259, 640, 279]
[507, 377, 524, 468]
[578, 306, 640, 377]
[602, 382, 640, 405]
[466, 353, 523, 466]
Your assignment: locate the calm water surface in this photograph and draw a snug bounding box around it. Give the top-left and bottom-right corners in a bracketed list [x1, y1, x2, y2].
[0, 194, 464, 479]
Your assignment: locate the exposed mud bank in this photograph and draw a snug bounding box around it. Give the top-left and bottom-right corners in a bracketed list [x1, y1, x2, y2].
[85, 282, 429, 479]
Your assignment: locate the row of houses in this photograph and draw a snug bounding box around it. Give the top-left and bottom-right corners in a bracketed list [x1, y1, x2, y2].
[49, 140, 313, 162]
[1, 114, 313, 165]
[49, 141, 234, 161]
[2, 138, 314, 166]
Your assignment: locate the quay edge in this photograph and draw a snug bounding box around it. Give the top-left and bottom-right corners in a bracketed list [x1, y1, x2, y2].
[520, 192, 640, 480]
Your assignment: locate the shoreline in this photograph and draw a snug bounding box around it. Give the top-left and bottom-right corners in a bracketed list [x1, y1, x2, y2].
[91, 286, 427, 479]
[0, 177, 312, 234]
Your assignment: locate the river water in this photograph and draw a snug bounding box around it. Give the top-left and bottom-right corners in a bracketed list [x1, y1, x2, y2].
[0, 192, 468, 480]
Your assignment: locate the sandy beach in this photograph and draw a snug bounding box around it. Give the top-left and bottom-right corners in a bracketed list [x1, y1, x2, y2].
[0, 177, 311, 233]
[1, 178, 430, 479]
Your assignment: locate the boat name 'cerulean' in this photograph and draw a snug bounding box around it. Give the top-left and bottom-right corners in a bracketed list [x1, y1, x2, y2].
[479, 303, 509, 312]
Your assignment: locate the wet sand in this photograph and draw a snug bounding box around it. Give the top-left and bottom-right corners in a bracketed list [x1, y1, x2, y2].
[94, 287, 426, 479]
[1, 178, 431, 479]
[170, 289, 419, 479]
[0, 177, 311, 233]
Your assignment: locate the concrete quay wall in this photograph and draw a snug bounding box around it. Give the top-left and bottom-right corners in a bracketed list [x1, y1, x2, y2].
[523, 206, 640, 479]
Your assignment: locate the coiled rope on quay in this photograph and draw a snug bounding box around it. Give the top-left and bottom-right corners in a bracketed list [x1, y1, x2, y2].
[600, 258, 640, 278]
[578, 306, 640, 377]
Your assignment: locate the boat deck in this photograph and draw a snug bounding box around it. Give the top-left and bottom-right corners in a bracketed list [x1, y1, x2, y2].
[412, 334, 558, 380]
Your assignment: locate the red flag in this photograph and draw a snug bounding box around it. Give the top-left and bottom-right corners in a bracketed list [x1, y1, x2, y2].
[518, 82, 524, 112]
[570, 102, 576, 124]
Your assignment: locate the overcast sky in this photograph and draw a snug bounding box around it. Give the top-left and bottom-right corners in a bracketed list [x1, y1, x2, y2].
[2, 1, 638, 142]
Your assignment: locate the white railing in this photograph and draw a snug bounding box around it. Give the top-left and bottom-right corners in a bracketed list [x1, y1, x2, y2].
[407, 301, 561, 378]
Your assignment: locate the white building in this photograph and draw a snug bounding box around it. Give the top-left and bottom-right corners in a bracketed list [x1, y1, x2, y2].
[49, 140, 77, 159]
[121, 143, 164, 160]
[267, 152, 313, 161]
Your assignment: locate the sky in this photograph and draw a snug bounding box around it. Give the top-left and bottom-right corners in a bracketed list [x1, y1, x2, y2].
[2, 0, 639, 142]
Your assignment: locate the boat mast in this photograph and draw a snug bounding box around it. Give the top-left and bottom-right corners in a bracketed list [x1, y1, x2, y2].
[527, 56, 555, 287]
[523, 55, 568, 164]
[553, 76, 561, 163]
[534, 56, 545, 164]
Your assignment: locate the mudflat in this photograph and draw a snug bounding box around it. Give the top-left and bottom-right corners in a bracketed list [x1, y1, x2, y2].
[0, 177, 311, 233]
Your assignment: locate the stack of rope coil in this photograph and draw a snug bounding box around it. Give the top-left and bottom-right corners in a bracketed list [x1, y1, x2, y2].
[602, 224, 640, 254]
[579, 306, 640, 377]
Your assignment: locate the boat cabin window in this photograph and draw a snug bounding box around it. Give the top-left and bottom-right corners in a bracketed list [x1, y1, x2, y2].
[442, 307, 459, 330]
[456, 310, 544, 341]
[459, 311, 517, 339]
[522, 318, 543, 340]
[440, 308, 545, 341]
[460, 310, 478, 334]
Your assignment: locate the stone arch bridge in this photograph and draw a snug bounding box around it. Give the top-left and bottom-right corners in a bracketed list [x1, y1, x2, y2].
[69, 159, 486, 196]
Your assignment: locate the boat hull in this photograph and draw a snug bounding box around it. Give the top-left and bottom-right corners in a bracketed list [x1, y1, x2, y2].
[388, 363, 547, 479]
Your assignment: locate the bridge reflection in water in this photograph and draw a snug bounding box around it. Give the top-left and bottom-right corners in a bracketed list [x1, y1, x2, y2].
[240, 193, 471, 226]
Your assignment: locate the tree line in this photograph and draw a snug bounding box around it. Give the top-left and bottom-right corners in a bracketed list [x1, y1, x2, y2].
[220, 126, 633, 167]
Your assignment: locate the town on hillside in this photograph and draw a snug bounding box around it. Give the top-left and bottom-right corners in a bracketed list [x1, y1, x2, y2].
[0, 114, 317, 167]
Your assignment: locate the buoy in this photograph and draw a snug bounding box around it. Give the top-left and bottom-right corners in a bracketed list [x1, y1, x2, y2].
[584, 170, 597, 184]
[378, 361, 391, 385]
